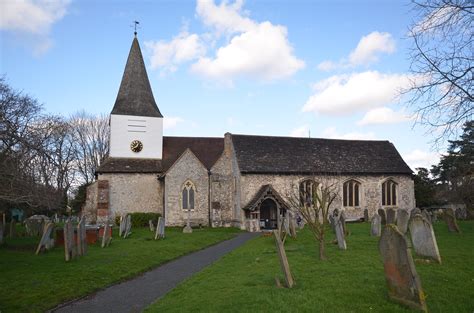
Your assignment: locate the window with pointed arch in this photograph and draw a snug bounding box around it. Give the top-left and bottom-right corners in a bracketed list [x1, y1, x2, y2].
[299, 179, 318, 207]
[343, 179, 361, 207]
[182, 181, 195, 210]
[382, 179, 397, 206]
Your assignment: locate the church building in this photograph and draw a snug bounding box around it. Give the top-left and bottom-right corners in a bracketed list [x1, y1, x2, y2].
[83, 36, 415, 231]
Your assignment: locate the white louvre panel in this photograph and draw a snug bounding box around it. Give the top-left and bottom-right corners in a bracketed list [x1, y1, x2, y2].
[109, 114, 163, 159]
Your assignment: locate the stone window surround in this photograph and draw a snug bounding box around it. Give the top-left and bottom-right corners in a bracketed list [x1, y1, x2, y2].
[342, 178, 362, 208]
[381, 178, 398, 207]
[181, 180, 197, 211]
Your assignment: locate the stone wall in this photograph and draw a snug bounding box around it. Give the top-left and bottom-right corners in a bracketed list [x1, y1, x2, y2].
[239, 174, 415, 222]
[98, 173, 163, 220]
[165, 149, 210, 226]
[82, 182, 98, 223]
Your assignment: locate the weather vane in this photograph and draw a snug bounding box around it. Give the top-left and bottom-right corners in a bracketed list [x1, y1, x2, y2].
[131, 20, 140, 37]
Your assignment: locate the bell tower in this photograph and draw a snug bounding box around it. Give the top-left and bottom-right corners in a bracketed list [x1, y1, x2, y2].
[109, 35, 163, 159]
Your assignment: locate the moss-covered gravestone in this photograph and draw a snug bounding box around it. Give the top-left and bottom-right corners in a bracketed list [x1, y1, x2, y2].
[396, 209, 409, 235]
[379, 225, 427, 312]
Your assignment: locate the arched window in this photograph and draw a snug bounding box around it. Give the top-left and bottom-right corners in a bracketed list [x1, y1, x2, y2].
[299, 180, 318, 207]
[382, 180, 397, 206]
[182, 181, 195, 210]
[343, 180, 360, 207]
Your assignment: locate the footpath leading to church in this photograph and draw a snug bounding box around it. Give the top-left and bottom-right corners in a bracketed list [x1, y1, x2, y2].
[51, 232, 259, 313]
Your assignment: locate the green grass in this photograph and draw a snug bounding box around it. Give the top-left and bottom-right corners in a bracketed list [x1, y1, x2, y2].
[0, 226, 241, 313]
[147, 221, 474, 313]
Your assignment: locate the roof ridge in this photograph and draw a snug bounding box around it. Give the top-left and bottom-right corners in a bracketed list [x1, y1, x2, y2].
[230, 133, 389, 142]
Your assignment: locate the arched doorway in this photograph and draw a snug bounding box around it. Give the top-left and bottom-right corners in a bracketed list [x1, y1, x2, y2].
[260, 198, 278, 229]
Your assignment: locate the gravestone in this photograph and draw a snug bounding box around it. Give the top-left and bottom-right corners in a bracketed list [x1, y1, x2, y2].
[149, 220, 155, 232]
[123, 215, 132, 238]
[64, 219, 76, 262]
[370, 214, 381, 236]
[77, 218, 87, 256]
[444, 208, 460, 233]
[340, 210, 348, 236]
[409, 215, 441, 263]
[379, 225, 427, 312]
[119, 215, 125, 237]
[273, 230, 294, 288]
[421, 210, 432, 225]
[334, 217, 347, 250]
[289, 214, 297, 238]
[363, 209, 369, 222]
[35, 222, 55, 255]
[183, 209, 192, 233]
[386, 208, 397, 224]
[410, 208, 421, 218]
[378, 208, 387, 225]
[155, 217, 165, 240]
[101, 223, 112, 248]
[396, 209, 409, 235]
[328, 214, 336, 233]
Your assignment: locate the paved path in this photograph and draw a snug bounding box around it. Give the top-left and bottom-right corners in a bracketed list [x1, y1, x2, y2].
[52, 232, 259, 313]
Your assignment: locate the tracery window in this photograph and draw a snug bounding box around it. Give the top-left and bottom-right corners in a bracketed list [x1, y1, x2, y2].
[299, 179, 318, 207]
[182, 181, 195, 210]
[382, 179, 397, 206]
[343, 180, 360, 207]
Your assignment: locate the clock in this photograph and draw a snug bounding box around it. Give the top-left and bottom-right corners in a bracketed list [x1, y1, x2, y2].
[130, 140, 143, 153]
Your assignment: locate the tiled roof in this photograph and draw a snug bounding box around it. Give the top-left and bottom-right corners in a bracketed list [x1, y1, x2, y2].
[231, 134, 412, 175]
[243, 184, 290, 211]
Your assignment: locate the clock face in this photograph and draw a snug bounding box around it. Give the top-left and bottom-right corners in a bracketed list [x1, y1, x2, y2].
[130, 140, 143, 153]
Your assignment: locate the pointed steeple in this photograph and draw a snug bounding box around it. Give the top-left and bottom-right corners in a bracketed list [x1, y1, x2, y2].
[112, 37, 163, 117]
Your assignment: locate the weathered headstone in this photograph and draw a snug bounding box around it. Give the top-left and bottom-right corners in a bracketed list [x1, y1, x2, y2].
[123, 215, 132, 238]
[101, 223, 112, 248]
[119, 215, 125, 237]
[149, 220, 155, 232]
[370, 214, 381, 236]
[410, 208, 421, 218]
[386, 208, 397, 224]
[183, 209, 192, 233]
[421, 210, 432, 225]
[273, 230, 294, 288]
[289, 214, 297, 238]
[396, 209, 409, 235]
[444, 208, 460, 233]
[409, 215, 441, 263]
[379, 225, 427, 312]
[35, 222, 55, 255]
[64, 219, 76, 262]
[378, 208, 387, 225]
[334, 217, 347, 250]
[76, 218, 87, 256]
[154, 217, 165, 240]
[363, 208, 369, 222]
[340, 210, 348, 236]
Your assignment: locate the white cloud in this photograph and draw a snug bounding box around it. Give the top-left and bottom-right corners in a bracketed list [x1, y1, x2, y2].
[163, 117, 184, 130]
[321, 127, 377, 140]
[0, 0, 70, 53]
[317, 31, 395, 71]
[357, 107, 413, 126]
[303, 71, 411, 115]
[145, 31, 206, 74]
[196, 0, 254, 35]
[403, 149, 441, 171]
[290, 125, 310, 137]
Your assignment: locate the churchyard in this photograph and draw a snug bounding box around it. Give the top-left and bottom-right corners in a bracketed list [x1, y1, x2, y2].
[147, 221, 474, 312]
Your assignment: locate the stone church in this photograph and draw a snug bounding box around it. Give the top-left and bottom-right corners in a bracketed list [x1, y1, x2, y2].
[83, 36, 415, 231]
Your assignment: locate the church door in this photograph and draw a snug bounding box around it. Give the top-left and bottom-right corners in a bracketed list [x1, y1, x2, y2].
[260, 199, 278, 229]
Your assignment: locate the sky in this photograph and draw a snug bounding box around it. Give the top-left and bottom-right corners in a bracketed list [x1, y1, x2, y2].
[0, 0, 445, 171]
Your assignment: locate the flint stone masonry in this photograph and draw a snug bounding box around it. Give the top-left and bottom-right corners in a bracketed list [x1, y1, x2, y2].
[409, 215, 441, 263]
[396, 209, 409, 234]
[379, 225, 427, 312]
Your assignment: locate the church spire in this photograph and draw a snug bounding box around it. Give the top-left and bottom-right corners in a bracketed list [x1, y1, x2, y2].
[111, 36, 163, 118]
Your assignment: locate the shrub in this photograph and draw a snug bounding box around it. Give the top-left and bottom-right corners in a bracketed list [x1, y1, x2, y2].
[114, 212, 161, 227]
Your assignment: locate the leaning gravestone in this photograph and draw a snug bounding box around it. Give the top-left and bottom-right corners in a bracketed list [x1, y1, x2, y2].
[149, 220, 155, 232]
[379, 225, 427, 312]
[396, 209, 409, 235]
[101, 223, 112, 248]
[35, 222, 55, 255]
[334, 217, 347, 250]
[409, 214, 441, 263]
[273, 230, 294, 288]
[340, 210, 348, 236]
[378, 208, 387, 225]
[154, 217, 165, 240]
[444, 208, 460, 233]
[371, 214, 381, 237]
[77, 218, 87, 256]
[123, 215, 132, 238]
[64, 219, 76, 262]
[386, 208, 397, 224]
[363, 208, 369, 222]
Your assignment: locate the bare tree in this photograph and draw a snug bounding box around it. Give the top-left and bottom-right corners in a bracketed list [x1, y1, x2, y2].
[406, 0, 473, 144]
[287, 178, 339, 260]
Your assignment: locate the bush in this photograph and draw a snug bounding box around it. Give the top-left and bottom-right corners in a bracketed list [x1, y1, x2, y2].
[114, 212, 161, 227]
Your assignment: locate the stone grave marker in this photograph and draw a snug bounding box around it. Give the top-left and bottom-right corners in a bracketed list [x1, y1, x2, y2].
[155, 217, 165, 240]
[335, 216, 347, 250]
[444, 208, 460, 233]
[77, 217, 87, 256]
[378, 208, 387, 225]
[410, 208, 421, 218]
[35, 222, 55, 255]
[123, 215, 132, 238]
[396, 209, 409, 234]
[289, 214, 297, 238]
[101, 223, 112, 248]
[64, 219, 76, 262]
[409, 214, 441, 263]
[119, 215, 125, 237]
[183, 209, 192, 233]
[149, 220, 155, 232]
[364, 208, 369, 222]
[421, 210, 432, 224]
[379, 225, 427, 312]
[386, 208, 397, 224]
[370, 214, 381, 237]
[273, 230, 294, 288]
[340, 210, 348, 236]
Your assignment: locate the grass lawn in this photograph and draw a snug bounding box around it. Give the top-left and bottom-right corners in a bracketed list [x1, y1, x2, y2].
[147, 221, 474, 313]
[0, 226, 241, 313]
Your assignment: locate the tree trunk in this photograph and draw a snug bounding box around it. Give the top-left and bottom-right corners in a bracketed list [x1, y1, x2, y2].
[318, 239, 327, 261]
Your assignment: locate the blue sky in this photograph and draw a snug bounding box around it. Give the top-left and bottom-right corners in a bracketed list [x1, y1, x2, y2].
[1, 0, 444, 170]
